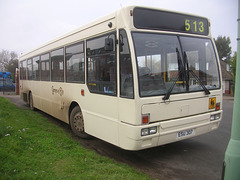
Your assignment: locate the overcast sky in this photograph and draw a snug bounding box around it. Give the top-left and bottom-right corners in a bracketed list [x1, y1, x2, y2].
[0, 0, 237, 56]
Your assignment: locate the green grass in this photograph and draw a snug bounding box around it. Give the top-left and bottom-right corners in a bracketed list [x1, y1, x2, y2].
[0, 97, 151, 180]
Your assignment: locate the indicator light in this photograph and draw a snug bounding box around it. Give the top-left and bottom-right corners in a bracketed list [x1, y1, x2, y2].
[81, 89, 84, 96]
[216, 103, 220, 111]
[142, 114, 150, 124]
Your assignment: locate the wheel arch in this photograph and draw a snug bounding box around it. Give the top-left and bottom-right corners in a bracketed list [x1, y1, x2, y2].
[28, 90, 35, 111]
[68, 101, 80, 124]
[28, 90, 32, 105]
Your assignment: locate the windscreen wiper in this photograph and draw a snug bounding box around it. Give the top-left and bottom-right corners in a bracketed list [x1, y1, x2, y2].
[162, 71, 183, 100]
[162, 48, 185, 100]
[176, 48, 185, 85]
[184, 52, 210, 95]
[188, 69, 210, 95]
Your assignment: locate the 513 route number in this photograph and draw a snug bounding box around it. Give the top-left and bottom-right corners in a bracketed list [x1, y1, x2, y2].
[185, 19, 205, 33]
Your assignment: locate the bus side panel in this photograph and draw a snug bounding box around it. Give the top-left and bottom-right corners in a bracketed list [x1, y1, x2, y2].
[20, 80, 28, 102]
[118, 98, 137, 125]
[84, 112, 119, 145]
[82, 92, 119, 147]
[30, 81, 41, 109]
[51, 83, 86, 124]
[51, 83, 70, 123]
[36, 82, 72, 124]
[38, 82, 52, 116]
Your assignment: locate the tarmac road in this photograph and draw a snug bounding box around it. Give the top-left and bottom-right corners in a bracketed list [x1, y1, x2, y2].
[1, 94, 234, 180]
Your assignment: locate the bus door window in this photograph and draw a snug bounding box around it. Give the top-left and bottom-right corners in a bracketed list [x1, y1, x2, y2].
[119, 29, 134, 99]
[87, 32, 117, 96]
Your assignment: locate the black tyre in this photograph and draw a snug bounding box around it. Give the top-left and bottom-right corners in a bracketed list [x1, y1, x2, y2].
[70, 106, 91, 139]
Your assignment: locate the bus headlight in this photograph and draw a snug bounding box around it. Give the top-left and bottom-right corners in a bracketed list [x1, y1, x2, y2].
[210, 115, 215, 121]
[149, 127, 157, 134]
[215, 113, 220, 120]
[141, 128, 149, 136]
[141, 126, 157, 136]
[210, 113, 221, 121]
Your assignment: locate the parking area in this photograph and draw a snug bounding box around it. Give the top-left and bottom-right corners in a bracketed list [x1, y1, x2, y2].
[1, 94, 233, 180]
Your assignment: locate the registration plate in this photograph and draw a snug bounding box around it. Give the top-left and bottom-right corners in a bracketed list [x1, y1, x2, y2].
[177, 129, 194, 138]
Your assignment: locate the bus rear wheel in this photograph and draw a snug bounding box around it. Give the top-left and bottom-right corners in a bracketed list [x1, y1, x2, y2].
[29, 92, 35, 111]
[70, 106, 91, 139]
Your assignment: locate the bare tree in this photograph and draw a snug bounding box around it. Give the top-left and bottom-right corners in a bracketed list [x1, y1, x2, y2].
[0, 49, 18, 71]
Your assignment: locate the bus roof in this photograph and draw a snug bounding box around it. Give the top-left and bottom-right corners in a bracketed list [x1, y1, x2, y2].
[20, 6, 210, 61]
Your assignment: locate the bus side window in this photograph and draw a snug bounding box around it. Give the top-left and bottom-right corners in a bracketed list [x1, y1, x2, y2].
[119, 29, 134, 99]
[32, 56, 40, 81]
[27, 58, 33, 80]
[41, 53, 50, 81]
[66, 42, 85, 83]
[51, 48, 64, 82]
[20, 60, 27, 80]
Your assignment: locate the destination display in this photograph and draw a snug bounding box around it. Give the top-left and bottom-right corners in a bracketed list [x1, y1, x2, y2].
[133, 7, 209, 36]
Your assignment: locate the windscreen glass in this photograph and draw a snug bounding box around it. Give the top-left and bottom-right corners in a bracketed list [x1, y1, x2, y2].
[180, 36, 220, 92]
[132, 32, 220, 97]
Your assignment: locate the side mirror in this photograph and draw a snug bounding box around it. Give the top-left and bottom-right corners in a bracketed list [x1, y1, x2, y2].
[104, 38, 114, 51]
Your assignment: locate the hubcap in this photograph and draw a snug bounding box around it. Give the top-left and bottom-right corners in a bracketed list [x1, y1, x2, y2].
[73, 112, 84, 132]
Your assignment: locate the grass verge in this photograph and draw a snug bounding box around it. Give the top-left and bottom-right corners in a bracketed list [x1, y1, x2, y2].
[0, 97, 151, 179]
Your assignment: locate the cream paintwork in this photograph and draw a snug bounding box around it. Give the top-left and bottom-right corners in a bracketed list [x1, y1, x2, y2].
[20, 6, 222, 150]
[142, 95, 222, 123]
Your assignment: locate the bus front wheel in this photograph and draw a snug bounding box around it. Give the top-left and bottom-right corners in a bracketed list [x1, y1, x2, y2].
[70, 106, 91, 139]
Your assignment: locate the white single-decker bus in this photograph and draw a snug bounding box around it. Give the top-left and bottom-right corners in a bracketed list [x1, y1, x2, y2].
[19, 6, 222, 150]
